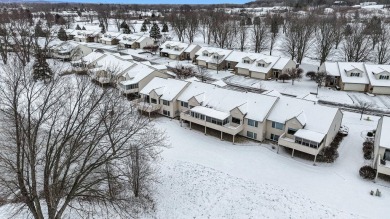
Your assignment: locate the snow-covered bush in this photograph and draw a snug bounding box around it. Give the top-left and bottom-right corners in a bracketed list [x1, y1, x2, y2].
[359, 166, 376, 180]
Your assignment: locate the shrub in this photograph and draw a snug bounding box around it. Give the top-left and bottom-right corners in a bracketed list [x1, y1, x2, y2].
[364, 151, 372, 160]
[306, 71, 316, 80]
[322, 147, 339, 163]
[359, 165, 376, 180]
[367, 132, 374, 137]
[363, 143, 373, 154]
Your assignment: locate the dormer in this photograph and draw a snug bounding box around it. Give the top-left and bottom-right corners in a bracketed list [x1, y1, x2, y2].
[174, 46, 181, 51]
[373, 69, 390, 80]
[242, 57, 253, 64]
[256, 59, 270, 68]
[202, 51, 209, 56]
[165, 44, 171, 49]
[213, 53, 221, 59]
[379, 75, 390, 80]
[122, 36, 127, 40]
[345, 66, 363, 77]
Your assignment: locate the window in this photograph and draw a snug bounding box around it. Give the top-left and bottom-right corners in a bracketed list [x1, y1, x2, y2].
[271, 121, 284, 130]
[162, 100, 170, 106]
[270, 134, 279, 141]
[248, 119, 258, 127]
[247, 131, 257, 139]
[163, 110, 170, 117]
[350, 72, 360, 77]
[190, 111, 205, 120]
[379, 75, 389, 80]
[151, 98, 157, 104]
[174, 47, 180, 51]
[125, 83, 138, 90]
[166, 45, 170, 49]
[213, 55, 219, 59]
[243, 59, 250, 64]
[232, 117, 240, 124]
[181, 101, 189, 108]
[287, 128, 297, 135]
[384, 149, 390, 161]
[203, 52, 208, 56]
[257, 63, 265, 67]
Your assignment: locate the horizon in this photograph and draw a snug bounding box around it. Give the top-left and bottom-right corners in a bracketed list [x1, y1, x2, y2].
[18, 0, 250, 5]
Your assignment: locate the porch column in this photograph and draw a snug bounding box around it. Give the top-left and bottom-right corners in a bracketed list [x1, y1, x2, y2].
[291, 149, 295, 158]
[233, 135, 235, 144]
[375, 168, 379, 182]
[313, 154, 317, 166]
[277, 143, 280, 154]
[148, 112, 150, 118]
[221, 132, 223, 140]
[190, 121, 192, 130]
[204, 126, 207, 135]
[180, 118, 182, 127]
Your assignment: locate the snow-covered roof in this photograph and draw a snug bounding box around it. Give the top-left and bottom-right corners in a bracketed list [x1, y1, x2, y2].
[136, 36, 152, 43]
[117, 34, 141, 44]
[211, 80, 227, 87]
[184, 44, 199, 53]
[91, 54, 134, 76]
[191, 106, 230, 120]
[53, 41, 80, 53]
[294, 129, 326, 143]
[160, 41, 189, 56]
[338, 62, 369, 85]
[196, 47, 233, 64]
[80, 51, 106, 65]
[140, 78, 189, 101]
[262, 90, 282, 97]
[378, 116, 390, 149]
[267, 96, 339, 136]
[100, 32, 122, 42]
[111, 53, 133, 61]
[178, 81, 278, 121]
[74, 30, 100, 38]
[120, 63, 157, 85]
[322, 62, 341, 77]
[225, 51, 293, 73]
[365, 64, 390, 87]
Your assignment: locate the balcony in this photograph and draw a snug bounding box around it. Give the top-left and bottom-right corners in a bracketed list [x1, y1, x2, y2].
[278, 133, 325, 156]
[136, 100, 161, 113]
[377, 156, 390, 176]
[180, 111, 244, 136]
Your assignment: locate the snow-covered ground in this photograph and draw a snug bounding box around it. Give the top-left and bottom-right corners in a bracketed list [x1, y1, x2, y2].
[147, 111, 388, 218]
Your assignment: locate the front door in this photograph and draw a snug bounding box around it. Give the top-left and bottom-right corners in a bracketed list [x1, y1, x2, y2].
[273, 70, 279, 78]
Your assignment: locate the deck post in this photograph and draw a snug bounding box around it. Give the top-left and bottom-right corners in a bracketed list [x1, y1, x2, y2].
[277, 143, 280, 154]
[148, 111, 150, 118]
[190, 121, 192, 130]
[233, 135, 235, 144]
[291, 149, 295, 158]
[204, 126, 207, 135]
[221, 132, 223, 140]
[375, 168, 379, 182]
[313, 154, 317, 166]
[180, 118, 182, 127]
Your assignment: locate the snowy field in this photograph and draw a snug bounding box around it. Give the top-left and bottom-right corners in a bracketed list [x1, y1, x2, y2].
[139, 111, 390, 218]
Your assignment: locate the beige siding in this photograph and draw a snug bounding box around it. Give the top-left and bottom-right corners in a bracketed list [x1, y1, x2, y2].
[197, 60, 207, 67]
[242, 118, 266, 141]
[325, 110, 343, 146]
[342, 83, 367, 92]
[251, 71, 267, 80]
[372, 86, 390, 95]
[237, 67, 250, 76]
[265, 120, 285, 140]
[169, 54, 178, 60]
[284, 118, 303, 139]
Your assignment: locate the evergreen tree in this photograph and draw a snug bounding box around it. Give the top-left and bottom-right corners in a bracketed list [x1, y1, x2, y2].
[33, 51, 52, 81]
[76, 24, 81, 30]
[57, 27, 68, 41]
[34, 22, 46, 37]
[246, 17, 252, 26]
[139, 14, 142, 20]
[82, 26, 86, 30]
[162, 23, 169, 32]
[121, 22, 131, 34]
[149, 23, 161, 40]
[140, 23, 147, 32]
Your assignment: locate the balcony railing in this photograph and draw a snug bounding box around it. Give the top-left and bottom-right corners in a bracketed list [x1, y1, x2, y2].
[180, 111, 244, 135]
[278, 133, 324, 156]
[137, 101, 161, 113]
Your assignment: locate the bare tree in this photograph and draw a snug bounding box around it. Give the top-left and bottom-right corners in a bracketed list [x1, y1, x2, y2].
[237, 23, 247, 52]
[278, 73, 290, 83]
[197, 65, 209, 82]
[185, 12, 199, 43]
[168, 13, 187, 42]
[283, 67, 303, 85]
[356, 99, 374, 120]
[198, 14, 210, 44]
[265, 13, 282, 55]
[282, 14, 314, 64]
[376, 25, 390, 64]
[252, 17, 268, 53]
[343, 23, 371, 62]
[0, 60, 166, 219]
[171, 63, 196, 79]
[315, 16, 337, 65]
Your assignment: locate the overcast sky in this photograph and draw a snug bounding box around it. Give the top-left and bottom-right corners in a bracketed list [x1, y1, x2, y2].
[40, 0, 249, 4]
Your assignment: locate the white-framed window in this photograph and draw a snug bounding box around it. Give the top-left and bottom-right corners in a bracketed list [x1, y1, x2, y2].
[295, 137, 320, 148]
[350, 72, 360, 77]
[151, 98, 157, 104]
[181, 101, 189, 108]
[271, 121, 284, 130]
[166, 45, 171, 49]
[287, 128, 297, 135]
[125, 83, 138, 90]
[247, 131, 257, 139]
[190, 111, 205, 120]
[162, 100, 170, 106]
[379, 75, 389, 80]
[270, 133, 279, 141]
[248, 119, 258, 127]
[213, 55, 219, 59]
[257, 63, 265, 67]
[243, 59, 250, 64]
[232, 117, 240, 124]
[163, 110, 170, 117]
[203, 52, 208, 56]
